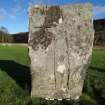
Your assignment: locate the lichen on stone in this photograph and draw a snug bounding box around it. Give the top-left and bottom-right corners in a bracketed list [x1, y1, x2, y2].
[43, 6, 63, 28]
[29, 6, 63, 51]
[29, 28, 54, 50]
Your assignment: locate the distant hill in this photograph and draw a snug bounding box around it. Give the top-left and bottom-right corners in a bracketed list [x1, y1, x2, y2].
[94, 18, 105, 31]
[94, 18, 105, 45]
[10, 19, 105, 45]
[11, 32, 29, 43]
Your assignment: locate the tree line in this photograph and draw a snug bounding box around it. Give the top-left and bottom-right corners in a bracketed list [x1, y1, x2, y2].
[0, 27, 13, 43]
[1, 18, 105, 45]
[0, 26, 28, 43]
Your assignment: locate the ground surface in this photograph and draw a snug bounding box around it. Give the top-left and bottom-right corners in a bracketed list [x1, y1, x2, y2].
[0, 44, 105, 105]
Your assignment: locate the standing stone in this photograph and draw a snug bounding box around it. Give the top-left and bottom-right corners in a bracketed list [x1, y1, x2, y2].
[28, 3, 94, 100]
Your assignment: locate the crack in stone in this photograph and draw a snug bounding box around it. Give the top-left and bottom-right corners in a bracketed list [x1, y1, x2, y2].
[65, 37, 71, 90]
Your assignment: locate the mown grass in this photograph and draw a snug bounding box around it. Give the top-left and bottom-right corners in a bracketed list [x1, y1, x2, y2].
[0, 45, 30, 105]
[0, 45, 29, 65]
[0, 45, 105, 105]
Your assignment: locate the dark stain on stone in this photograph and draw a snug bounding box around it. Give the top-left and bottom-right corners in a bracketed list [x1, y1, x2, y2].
[78, 12, 81, 16]
[29, 28, 54, 50]
[43, 6, 63, 28]
[77, 25, 81, 30]
[29, 6, 63, 50]
[59, 55, 65, 63]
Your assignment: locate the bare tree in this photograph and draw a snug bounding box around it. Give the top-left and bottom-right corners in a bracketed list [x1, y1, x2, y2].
[0, 26, 8, 34]
[0, 26, 13, 43]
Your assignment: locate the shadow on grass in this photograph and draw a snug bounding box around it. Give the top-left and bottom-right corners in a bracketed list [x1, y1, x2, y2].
[89, 66, 105, 73]
[0, 60, 31, 93]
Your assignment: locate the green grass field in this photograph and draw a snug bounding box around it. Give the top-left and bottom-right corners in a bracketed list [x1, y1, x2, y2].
[0, 45, 105, 105]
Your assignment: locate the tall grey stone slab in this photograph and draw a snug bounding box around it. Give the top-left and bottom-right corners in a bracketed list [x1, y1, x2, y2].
[28, 4, 94, 100]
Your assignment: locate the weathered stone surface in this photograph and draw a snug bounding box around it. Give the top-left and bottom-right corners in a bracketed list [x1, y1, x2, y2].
[28, 3, 94, 100]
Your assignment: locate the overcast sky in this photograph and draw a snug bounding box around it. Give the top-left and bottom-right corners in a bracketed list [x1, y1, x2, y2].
[0, 0, 105, 34]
